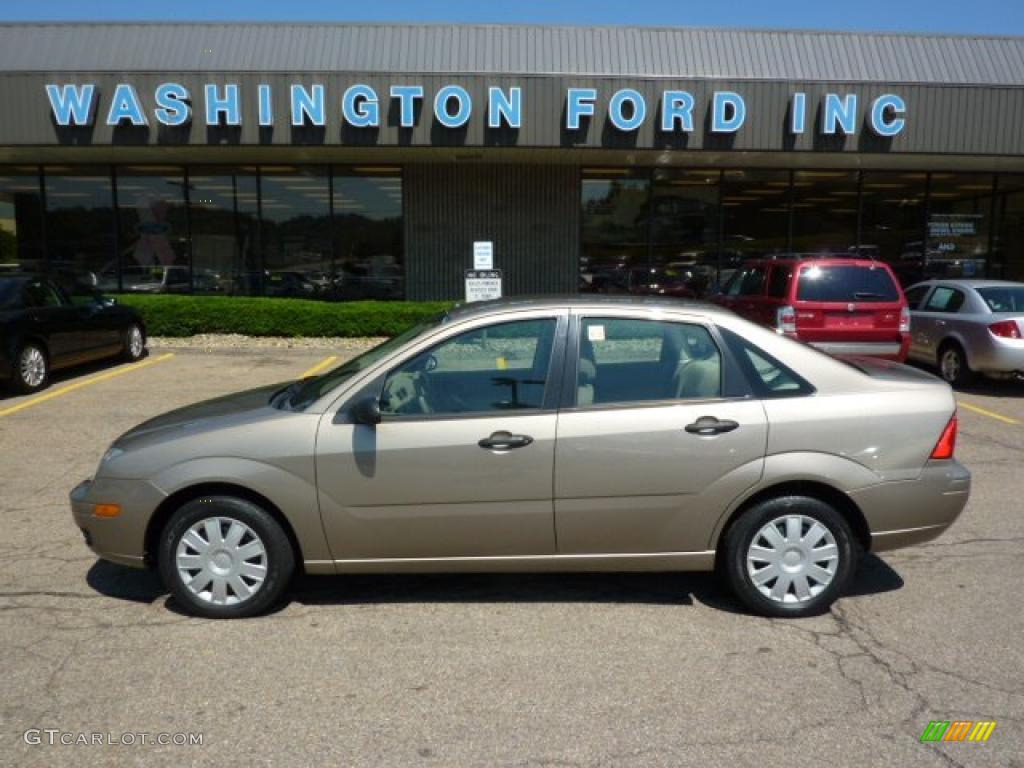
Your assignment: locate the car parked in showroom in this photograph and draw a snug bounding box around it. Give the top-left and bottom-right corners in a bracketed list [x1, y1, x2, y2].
[1, 275, 147, 393]
[904, 279, 1024, 385]
[712, 257, 911, 361]
[71, 296, 968, 620]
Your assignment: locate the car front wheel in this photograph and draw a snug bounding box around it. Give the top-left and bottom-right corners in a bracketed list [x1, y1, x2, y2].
[722, 495, 859, 618]
[158, 496, 295, 619]
[13, 342, 49, 393]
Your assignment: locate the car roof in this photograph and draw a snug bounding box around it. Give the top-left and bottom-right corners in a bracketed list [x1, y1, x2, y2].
[743, 257, 890, 267]
[446, 294, 729, 322]
[910, 278, 1023, 289]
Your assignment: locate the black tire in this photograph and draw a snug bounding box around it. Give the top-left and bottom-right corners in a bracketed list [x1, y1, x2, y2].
[158, 496, 295, 619]
[721, 495, 860, 618]
[121, 322, 146, 362]
[12, 341, 49, 394]
[937, 341, 974, 387]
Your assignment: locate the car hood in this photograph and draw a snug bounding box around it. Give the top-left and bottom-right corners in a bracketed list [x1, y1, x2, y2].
[115, 381, 290, 445]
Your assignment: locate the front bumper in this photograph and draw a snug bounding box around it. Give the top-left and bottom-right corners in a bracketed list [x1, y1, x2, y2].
[70, 477, 168, 569]
[849, 460, 971, 552]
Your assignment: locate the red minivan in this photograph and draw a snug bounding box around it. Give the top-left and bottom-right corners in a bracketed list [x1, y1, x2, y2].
[713, 257, 911, 361]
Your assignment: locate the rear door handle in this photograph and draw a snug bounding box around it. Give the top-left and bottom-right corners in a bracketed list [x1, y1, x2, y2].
[478, 431, 534, 450]
[685, 416, 739, 436]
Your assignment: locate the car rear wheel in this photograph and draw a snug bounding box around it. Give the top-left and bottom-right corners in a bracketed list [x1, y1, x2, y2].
[722, 495, 859, 618]
[13, 342, 49, 394]
[158, 496, 295, 619]
[122, 323, 145, 362]
[938, 342, 973, 387]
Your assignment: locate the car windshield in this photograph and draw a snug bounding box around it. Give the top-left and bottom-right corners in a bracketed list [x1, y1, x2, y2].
[796, 264, 899, 302]
[0, 277, 27, 309]
[976, 286, 1024, 313]
[286, 314, 447, 410]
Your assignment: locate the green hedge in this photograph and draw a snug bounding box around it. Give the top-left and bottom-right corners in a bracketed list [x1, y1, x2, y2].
[112, 294, 454, 338]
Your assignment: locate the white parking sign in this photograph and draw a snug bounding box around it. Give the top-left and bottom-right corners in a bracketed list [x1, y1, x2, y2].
[464, 269, 502, 302]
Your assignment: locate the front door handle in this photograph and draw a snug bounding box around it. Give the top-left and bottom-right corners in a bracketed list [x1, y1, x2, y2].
[478, 431, 534, 450]
[685, 416, 739, 436]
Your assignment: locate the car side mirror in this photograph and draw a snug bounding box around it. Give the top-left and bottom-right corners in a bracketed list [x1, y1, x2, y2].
[352, 396, 381, 425]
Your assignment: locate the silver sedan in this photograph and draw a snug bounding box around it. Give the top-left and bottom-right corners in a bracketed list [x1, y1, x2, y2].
[905, 279, 1024, 385]
[71, 297, 969, 620]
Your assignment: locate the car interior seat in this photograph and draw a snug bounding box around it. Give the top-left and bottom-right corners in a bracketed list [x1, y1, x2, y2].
[671, 331, 721, 400]
[577, 336, 597, 406]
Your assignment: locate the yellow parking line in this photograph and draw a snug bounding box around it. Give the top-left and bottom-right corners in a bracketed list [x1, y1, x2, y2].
[0, 353, 175, 418]
[957, 400, 1020, 425]
[300, 355, 338, 379]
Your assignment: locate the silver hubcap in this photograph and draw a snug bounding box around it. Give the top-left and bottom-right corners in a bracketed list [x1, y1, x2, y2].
[128, 326, 143, 358]
[747, 515, 839, 604]
[176, 517, 268, 606]
[941, 349, 961, 382]
[20, 346, 46, 387]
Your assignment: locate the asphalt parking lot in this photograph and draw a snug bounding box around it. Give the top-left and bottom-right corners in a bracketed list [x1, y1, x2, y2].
[1, 344, 1023, 767]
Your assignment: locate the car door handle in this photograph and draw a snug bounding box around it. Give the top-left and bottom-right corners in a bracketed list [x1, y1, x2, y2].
[478, 431, 534, 450]
[685, 416, 739, 436]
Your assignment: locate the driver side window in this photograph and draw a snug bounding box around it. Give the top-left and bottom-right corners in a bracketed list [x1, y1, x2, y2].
[380, 318, 558, 417]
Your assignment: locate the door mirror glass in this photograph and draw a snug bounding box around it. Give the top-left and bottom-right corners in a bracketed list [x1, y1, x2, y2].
[352, 396, 381, 425]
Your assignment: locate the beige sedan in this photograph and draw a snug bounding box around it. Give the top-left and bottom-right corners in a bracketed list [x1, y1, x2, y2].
[71, 297, 969, 619]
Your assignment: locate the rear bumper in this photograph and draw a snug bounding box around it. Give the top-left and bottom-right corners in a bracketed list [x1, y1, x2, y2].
[849, 460, 971, 552]
[809, 337, 910, 361]
[969, 337, 1024, 375]
[70, 476, 167, 569]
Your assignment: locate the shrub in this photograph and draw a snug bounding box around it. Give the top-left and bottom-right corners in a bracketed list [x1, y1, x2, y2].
[112, 294, 454, 338]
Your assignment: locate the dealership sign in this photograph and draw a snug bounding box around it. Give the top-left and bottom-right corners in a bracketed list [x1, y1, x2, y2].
[45, 82, 907, 137]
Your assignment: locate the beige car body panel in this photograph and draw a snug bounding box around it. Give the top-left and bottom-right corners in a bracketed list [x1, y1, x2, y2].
[72, 297, 970, 576]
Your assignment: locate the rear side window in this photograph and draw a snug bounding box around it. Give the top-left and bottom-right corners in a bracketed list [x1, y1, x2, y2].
[923, 287, 965, 313]
[719, 328, 814, 399]
[725, 266, 768, 297]
[796, 265, 900, 303]
[767, 266, 793, 298]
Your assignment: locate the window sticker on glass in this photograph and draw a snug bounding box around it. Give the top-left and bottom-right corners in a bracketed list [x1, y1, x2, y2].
[587, 324, 606, 342]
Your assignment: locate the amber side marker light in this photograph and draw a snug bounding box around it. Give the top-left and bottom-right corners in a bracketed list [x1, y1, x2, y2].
[92, 503, 122, 518]
[930, 414, 958, 460]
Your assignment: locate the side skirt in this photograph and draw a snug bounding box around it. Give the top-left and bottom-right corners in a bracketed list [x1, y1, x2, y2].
[304, 551, 716, 575]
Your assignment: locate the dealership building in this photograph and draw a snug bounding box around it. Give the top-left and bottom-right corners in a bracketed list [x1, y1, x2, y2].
[0, 22, 1023, 300]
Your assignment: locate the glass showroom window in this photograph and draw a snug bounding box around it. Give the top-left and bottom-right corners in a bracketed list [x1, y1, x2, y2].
[260, 166, 330, 299]
[0, 166, 44, 274]
[926, 173, 995, 281]
[994, 176, 1024, 282]
[188, 167, 260, 295]
[331, 168, 404, 300]
[860, 172, 928, 286]
[720, 169, 791, 272]
[649, 169, 720, 296]
[580, 170, 651, 294]
[116, 166, 190, 293]
[789, 170, 859, 256]
[43, 166, 115, 295]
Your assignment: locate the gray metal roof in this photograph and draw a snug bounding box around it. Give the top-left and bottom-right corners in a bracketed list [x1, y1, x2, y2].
[0, 22, 1022, 85]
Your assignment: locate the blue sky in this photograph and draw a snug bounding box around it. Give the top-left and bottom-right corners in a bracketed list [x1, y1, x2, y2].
[2, 0, 1023, 36]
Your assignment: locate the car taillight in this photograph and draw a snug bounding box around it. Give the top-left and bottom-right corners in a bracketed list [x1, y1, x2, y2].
[899, 306, 911, 333]
[777, 305, 797, 335]
[988, 320, 1022, 339]
[930, 415, 957, 460]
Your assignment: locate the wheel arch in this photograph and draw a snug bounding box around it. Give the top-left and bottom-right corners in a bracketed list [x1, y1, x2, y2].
[713, 479, 871, 569]
[937, 334, 973, 370]
[144, 482, 305, 572]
